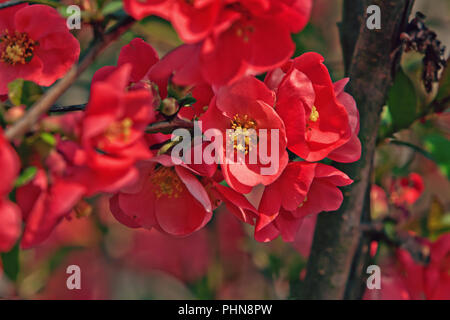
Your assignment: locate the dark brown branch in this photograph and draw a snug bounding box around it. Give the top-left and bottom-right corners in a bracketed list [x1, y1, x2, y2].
[49, 104, 87, 113]
[301, 0, 415, 300]
[338, 0, 366, 74]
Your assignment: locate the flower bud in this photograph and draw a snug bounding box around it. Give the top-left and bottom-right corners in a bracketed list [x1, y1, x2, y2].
[160, 97, 179, 117]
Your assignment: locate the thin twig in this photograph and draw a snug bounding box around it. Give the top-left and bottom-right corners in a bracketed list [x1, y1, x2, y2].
[377, 99, 444, 145]
[5, 16, 135, 141]
[0, 0, 23, 9]
[146, 118, 194, 134]
[49, 104, 87, 113]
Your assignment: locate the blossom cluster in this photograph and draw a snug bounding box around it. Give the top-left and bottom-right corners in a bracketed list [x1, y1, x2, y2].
[0, 0, 363, 250]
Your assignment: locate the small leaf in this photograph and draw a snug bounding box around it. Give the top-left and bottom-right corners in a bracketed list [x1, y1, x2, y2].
[424, 134, 450, 179]
[15, 166, 37, 187]
[436, 58, 450, 102]
[157, 136, 182, 155]
[427, 197, 447, 240]
[101, 1, 123, 16]
[0, 241, 20, 282]
[40, 132, 56, 147]
[389, 139, 434, 160]
[7, 79, 43, 107]
[388, 70, 418, 131]
[178, 95, 197, 107]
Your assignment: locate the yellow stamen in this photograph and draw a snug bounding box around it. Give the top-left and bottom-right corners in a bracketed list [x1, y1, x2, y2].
[0, 30, 37, 65]
[309, 106, 319, 122]
[151, 167, 184, 199]
[104, 117, 133, 143]
[229, 114, 257, 154]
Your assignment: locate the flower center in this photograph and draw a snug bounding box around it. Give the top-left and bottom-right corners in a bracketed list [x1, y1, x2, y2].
[309, 106, 319, 122]
[0, 30, 37, 65]
[104, 117, 133, 143]
[151, 166, 184, 199]
[229, 114, 257, 154]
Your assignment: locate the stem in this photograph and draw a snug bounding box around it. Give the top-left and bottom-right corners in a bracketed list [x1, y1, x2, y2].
[146, 118, 194, 134]
[300, 0, 415, 300]
[377, 98, 444, 145]
[5, 16, 135, 141]
[0, 0, 23, 9]
[49, 104, 87, 113]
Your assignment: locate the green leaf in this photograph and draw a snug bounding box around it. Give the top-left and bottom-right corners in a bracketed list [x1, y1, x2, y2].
[424, 134, 450, 179]
[101, 1, 123, 16]
[40, 132, 56, 147]
[15, 166, 37, 188]
[7, 79, 43, 107]
[0, 241, 20, 282]
[436, 58, 450, 102]
[388, 70, 418, 131]
[389, 140, 434, 160]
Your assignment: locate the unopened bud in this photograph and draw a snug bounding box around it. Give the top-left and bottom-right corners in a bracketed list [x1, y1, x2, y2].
[74, 199, 93, 218]
[160, 97, 179, 117]
[4, 106, 25, 123]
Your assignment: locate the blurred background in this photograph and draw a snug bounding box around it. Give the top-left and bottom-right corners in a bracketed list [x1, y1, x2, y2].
[0, 0, 449, 299]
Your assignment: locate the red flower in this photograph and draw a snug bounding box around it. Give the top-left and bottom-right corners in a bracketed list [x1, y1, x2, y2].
[327, 79, 361, 163]
[255, 162, 353, 242]
[91, 38, 159, 86]
[211, 177, 258, 225]
[124, 0, 223, 43]
[390, 173, 424, 206]
[365, 234, 450, 300]
[59, 64, 155, 195]
[146, 0, 312, 86]
[0, 4, 80, 94]
[397, 234, 450, 300]
[110, 155, 214, 236]
[266, 52, 360, 162]
[93, 38, 214, 121]
[0, 129, 21, 252]
[16, 155, 86, 248]
[200, 76, 288, 193]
